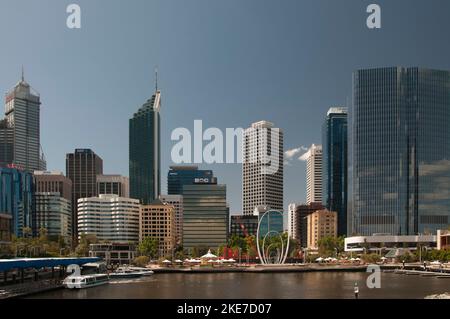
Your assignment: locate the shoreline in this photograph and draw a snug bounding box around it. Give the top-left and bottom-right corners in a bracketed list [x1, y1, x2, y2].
[4, 263, 449, 298]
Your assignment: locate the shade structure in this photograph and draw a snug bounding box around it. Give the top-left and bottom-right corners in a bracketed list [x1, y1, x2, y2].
[315, 257, 324, 262]
[162, 259, 172, 263]
[174, 259, 183, 263]
[201, 249, 217, 259]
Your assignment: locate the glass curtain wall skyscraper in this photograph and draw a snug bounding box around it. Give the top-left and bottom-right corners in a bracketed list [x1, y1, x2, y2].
[129, 88, 161, 204]
[322, 107, 348, 236]
[349, 67, 450, 236]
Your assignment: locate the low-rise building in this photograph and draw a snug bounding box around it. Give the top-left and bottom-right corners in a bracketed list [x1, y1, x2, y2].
[344, 234, 437, 252]
[230, 215, 258, 238]
[307, 209, 337, 250]
[89, 243, 137, 265]
[437, 230, 450, 250]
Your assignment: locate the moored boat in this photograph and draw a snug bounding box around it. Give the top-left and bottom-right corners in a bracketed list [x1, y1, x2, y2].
[63, 273, 109, 289]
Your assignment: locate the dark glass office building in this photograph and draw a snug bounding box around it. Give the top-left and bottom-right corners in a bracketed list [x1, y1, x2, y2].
[129, 90, 161, 204]
[349, 67, 450, 236]
[0, 167, 34, 237]
[322, 107, 348, 236]
[182, 180, 227, 251]
[66, 149, 103, 240]
[167, 166, 214, 195]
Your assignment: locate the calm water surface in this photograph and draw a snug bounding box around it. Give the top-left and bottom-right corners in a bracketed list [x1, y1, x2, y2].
[30, 272, 450, 299]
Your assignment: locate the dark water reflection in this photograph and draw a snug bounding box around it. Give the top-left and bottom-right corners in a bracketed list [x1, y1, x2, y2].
[30, 272, 450, 299]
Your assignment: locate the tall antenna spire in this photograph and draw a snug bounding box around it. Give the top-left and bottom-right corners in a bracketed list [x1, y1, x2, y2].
[155, 66, 158, 92]
[21, 65, 24, 82]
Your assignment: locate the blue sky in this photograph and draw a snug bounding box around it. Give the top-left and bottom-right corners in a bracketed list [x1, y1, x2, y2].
[1, 0, 450, 215]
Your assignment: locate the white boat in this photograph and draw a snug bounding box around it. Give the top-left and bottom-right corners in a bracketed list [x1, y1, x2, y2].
[63, 273, 109, 289]
[128, 267, 154, 276]
[109, 267, 144, 278]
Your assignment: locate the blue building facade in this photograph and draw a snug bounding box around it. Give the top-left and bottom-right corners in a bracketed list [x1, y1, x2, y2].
[322, 107, 348, 236]
[349, 67, 450, 236]
[257, 210, 284, 239]
[167, 166, 214, 195]
[0, 167, 34, 237]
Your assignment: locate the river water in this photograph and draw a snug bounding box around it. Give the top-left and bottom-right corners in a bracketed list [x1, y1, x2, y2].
[29, 272, 450, 299]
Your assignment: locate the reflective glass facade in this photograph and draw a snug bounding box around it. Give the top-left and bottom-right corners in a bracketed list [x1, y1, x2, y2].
[167, 166, 214, 195]
[257, 210, 284, 239]
[129, 91, 161, 205]
[182, 183, 227, 251]
[322, 108, 348, 236]
[0, 167, 34, 237]
[349, 67, 450, 236]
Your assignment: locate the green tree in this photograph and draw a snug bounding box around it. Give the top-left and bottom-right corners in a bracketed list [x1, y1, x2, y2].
[133, 256, 150, 267]
[75, 233, 97, 257]
[138, 237, 159, 258]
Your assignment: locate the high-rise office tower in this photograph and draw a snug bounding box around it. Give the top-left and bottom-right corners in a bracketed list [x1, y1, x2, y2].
[96, 174, 129, 198]
[1, 72, 46, 171]
[322, 107, 348, 236]
[304, 144, 322, 205]
[167, 166, 214, 195]
[242, 121, 283, 216]
[183, 179, 228, 251]
[34, 171, 72, 240]
[66, 149, 103, 240]
[129, 84, 161, 205]
[0, 167, 34, 237]
[349, 67, 450, 236]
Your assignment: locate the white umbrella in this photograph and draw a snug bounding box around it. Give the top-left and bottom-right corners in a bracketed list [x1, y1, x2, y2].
[324, 257, 332, 262]
[162, 259, 172, 263]
[431, 260, 442, 265]
[349, 258, 356, 261]
[315, 257, 324, 262]
[207, 259, 216, 263]
[355, 258, 361, 261]
[381, 257, 387, 260]
[227, 258, 236, 263]
[174, 259, 183, 263]
[331, 258, 338, 262]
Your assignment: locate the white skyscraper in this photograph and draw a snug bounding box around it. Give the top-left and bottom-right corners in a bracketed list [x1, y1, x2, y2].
[242, 121, 283, 216]
[2, 71, 46, 171]
[305, 144, 323, 204]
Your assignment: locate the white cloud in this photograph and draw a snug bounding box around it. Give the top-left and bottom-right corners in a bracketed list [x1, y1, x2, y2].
[284, 146, 307, 159]
[284, 146, 308, 165]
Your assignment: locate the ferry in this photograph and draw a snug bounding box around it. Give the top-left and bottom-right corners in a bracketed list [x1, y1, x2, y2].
[63, 273, 109, 289]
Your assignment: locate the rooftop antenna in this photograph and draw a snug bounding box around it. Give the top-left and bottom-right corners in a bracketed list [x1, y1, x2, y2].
[155, 66, 158, 92]
[21, 65, 24, 81]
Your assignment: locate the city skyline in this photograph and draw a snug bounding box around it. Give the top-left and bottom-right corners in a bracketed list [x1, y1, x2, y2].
[1, 0, 450, 215]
